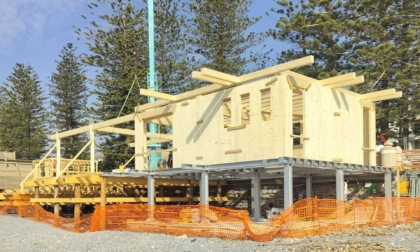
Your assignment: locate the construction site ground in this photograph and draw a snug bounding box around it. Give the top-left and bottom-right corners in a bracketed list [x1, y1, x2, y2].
[2, 214, 419, 252]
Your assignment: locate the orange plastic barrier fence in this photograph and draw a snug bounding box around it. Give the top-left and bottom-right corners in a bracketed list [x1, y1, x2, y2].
[89, 204, 250, 240]
[0, 194, 92, 233]
[2, 196, 420, 242]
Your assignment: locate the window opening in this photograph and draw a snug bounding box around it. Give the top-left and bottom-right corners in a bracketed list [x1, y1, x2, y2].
[222, 98, 231, 127]
[241, 93, 250, 125]
[260, 88, 271, 121]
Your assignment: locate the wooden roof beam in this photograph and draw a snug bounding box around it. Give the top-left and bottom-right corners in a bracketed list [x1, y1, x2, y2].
[192, 71, 233, 86]
[366, 92, 402, 102]
[325, 76, 364, 89]
[97, 127, 135, 136]
[140, 89, 177, 101]
[50, 113, 135, 140]
[238, 56, 314, 83]
[138, 104, 176, 121]
[319, 73, 356, 86]
[146, 132, 173, 140]
[147, 116, 173, 126]
[200, 68, 240, 83]
[361, 88, 397, 100]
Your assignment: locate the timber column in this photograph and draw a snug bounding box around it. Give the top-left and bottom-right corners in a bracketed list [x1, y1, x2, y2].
[53, 185, 61, 226]
[74, 184, 81, 232]
[100, 177, 107, 230]
[34, 186, 40, 221]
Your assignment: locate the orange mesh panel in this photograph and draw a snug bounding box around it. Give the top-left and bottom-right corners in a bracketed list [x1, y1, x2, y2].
[89, 204, 248, 240]
[3, 196, 420, 241]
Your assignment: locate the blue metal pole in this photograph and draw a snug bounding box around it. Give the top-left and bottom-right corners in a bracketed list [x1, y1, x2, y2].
[148, 0, 158, 169]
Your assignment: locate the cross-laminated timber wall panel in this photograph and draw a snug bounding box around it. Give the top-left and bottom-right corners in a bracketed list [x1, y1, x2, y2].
[172, 76, 293, 167]
[302, 83, 372, 164]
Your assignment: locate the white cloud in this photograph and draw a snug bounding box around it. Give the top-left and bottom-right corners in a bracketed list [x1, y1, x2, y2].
[0, 0, 86, 53]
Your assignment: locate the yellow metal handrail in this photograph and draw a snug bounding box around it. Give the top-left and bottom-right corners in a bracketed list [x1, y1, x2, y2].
[20, 143, 57, 190]
[52, 138, 94, 184]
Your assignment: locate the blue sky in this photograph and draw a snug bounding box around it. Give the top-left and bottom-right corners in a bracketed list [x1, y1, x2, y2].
[0, 0, 282, 95]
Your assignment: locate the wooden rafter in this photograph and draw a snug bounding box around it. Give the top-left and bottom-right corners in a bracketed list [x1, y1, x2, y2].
[50, 114, 135, 140]
[361, 88, 396, 100]
[97, 127, 135, 136]
[146, 132, 173, 140]
[140, 89, 177, 101]
[367, 92, 402, 102]
[325, 76, 364, 89]
[319, 73, 356, 86]
[238, 56, 314, 83]
[191, 72, 233, 86]
[200, 68, 240, 83]
[138, 104, 176, 121]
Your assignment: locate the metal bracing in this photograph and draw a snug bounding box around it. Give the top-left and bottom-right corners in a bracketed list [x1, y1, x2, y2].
[200, 171, 209, 205]
[336, 169, 345, 201]
[385, 171, 392, 197]
[306, 174, 313, 198]
[251, 172, 261, 220]
[284, 164, 293, 209]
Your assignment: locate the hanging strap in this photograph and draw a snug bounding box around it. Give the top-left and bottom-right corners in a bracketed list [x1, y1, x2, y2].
[117, 75, 142, 117]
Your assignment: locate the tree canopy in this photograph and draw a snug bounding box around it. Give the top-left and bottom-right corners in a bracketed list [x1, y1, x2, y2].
[0, 63, 47, 159]
[48, 43, 89, 158]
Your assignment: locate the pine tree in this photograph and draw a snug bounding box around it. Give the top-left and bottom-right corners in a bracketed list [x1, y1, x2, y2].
[146, 0, 191, 94]
[272, 0, 420, 146]
[272, 0, 352, 79]
[0, 63, 47, 159]
[76, 0, 149, 169]
[48, 43, 89, 158]
[344, 0, 420, 145]
[189, 0, 263, 75]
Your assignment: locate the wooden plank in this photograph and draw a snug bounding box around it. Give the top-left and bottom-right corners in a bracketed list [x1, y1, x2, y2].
[176, 83, 224, 100]
[147, 116, 173, 126]
[319, 72, 356, 86]
[136, 99, 171, 113]
[135, 148, 177, 156]
[225, 149, 242, 154]
[97, 127, 135, 136]
[139, 104, 176, 121]
[238, 56, 314, 83]
[200, 68, 240, 83]
[227, 124, 247, 131]
[147, 138, 172, 145]
[51, 114, 135, 140]
[139, 89, 177, 101]
[368, 92, 402, 102]
[146, 132, 173, 140]
[361, 88, 396, 100]
[192, 71, 233, 86]
[324, 76, 364, 89]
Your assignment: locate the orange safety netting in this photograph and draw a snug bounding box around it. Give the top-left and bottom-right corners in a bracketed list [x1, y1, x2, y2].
[2, 196, 420, 242]
[0, 194, 92, 233]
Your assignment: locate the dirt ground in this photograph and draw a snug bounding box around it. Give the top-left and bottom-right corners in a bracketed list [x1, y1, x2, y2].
[263, 222, 420, 252]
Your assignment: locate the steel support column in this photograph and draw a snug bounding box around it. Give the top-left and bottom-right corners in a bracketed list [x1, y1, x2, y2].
[284, 164, 293, 209]
[251, 172, 261, 220]
[385, 171, 392, 197]
[147, 174, 155, 206]
[306, 174, 313, 198]
[200, 171, 209, 205]
[336, 169, 345, 201]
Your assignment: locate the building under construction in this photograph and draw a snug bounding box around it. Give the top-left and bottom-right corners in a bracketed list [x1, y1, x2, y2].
[2, 56, 420, 241]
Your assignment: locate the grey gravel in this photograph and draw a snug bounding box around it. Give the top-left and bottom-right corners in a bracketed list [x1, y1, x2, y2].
[1, 214, 420, 251]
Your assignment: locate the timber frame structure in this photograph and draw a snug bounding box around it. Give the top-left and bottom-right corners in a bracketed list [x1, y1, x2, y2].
[21, 56, 402, 219]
